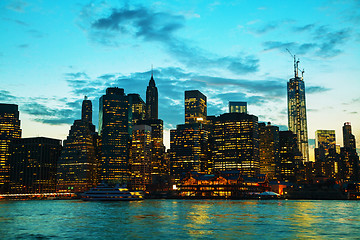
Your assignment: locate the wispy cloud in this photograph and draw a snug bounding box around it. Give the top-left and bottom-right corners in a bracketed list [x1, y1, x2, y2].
[82, 4, 259, 75]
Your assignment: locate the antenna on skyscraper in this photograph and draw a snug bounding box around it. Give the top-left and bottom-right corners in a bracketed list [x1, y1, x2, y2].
[151, 64, 153, 77]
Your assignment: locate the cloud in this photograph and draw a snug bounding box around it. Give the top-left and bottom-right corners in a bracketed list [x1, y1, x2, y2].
[18, 44, 29, 48]
[83, 4, 259, 75]
[6, 0, 28, 12]
[3, 18, 29, 26]
[306, 86, 331, 94]
[263, 24, 352, 58]
[0, 90, 17, 102]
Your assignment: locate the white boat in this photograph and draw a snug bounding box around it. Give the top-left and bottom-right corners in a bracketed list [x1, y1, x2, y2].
[81, 183, 144, 201]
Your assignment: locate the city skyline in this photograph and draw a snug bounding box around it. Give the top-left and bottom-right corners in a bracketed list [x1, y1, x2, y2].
[1, 0, 360, 152]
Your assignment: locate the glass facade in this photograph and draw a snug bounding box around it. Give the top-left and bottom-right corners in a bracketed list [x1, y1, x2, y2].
[99, 87, 131, 183]
[288, 75, 309, 162]
[0, 104, 21, 193]
[210, 113, 259, 177]
[185, 90, 207, 124]
[259, 122, 279, 180]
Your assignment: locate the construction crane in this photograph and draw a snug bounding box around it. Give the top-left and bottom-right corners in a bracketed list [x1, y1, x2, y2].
[286, 48, 301, 78]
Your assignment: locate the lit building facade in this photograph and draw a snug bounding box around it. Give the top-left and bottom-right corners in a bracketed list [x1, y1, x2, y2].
[57, 97, 99, 193]
[137, 119, 165, 178]
[146, 74, 158, 120]
[277, 131, 303, 182]
[185, 90, 207, 124]
[10, 137, 61, 193]
[340, 122, 359, 181]
[0, 104, 21, 193]
[229, 101, 247, 114]
[287, 58, 309, 162]
[258, 122, 279, 180]
[210, 113, 259, 177]
[170, 123, 209, 183]
[128, 93, 146, 129]
[130, 125, 152, 191]
[99, 87, 131, 183]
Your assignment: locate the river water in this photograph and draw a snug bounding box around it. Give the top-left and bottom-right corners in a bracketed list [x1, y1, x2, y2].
[0, 199, 359, 239]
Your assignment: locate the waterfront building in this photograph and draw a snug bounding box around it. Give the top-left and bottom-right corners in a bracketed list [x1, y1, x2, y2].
[137, 119, 165, 178]
[287, 57, 309, 162]
[146, 73, 158, 120]
[315, 130, 336, 162]
[99, 87, 131, 183]
[185, 90, 207, 124]
[277, 131, 303, 182]
[10, 137, 61, 193]
[170, 123, 209, 184]
[0, 104, 21, 193]
[210, 113, 259, 177]
[229, 101, 247, 114]
[340, 122, 359, 181]
[57, 97, 99, 193]
[259, 122, 279, 180]
[130, 125, 152, 191]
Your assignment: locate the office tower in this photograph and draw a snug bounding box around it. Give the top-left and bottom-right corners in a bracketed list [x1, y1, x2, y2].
[170, 123, 209, 183]
[57, 97, 99, 193]
[343, 122, 356, 150]
[259, 122, 279, 180]
[146, 73, 158, 120]
[99, 87, 131, 183]
[340, 122, 359, 181]
[185, 90, 207, 124]
[81, 96, 92, 123]
[0, 104, 21, 193]
[128, 93, 146, 127]
[130, 125, 152, 191]
[287, 57, 309, 162]
[10, 137, 61, 193]
[137, 119, 165, 177]
[314, 130, 339, 179]
[229, 101, 247, 113]
[277, 131, 303, 182]
[210, 113, 259, 177]
[315, 130, 336, 162]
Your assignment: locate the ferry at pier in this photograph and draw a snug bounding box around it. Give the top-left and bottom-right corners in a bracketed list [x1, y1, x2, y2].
[81, 183, 144, 201]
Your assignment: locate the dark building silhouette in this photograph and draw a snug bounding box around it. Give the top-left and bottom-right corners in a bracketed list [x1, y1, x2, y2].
[185, 90, 207, 124]
[229, 101, 247, 113]
[99, 87, 131, 183]
[210, 113, 259, 177]
[170, 123, 209, 184]
[340, 122, 359, 181]
[57, 97, 99, 193]
[287, 57, 309, 162]
[259, 122, 279, 180]
[146, 74, 158, 120]
[0, 104, 21, 193]
[277, 131, 303, 182]
[10, 137, 61, 193]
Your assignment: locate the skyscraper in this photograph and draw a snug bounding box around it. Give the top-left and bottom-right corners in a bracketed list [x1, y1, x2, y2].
[229, 101, 247, 114]
[0, 104, 21, 193]
[210, 112, 259, 177]
[259, 122, 279, 180]
[315, 130, 336, 162]
[99, 87, 131, 183]
[10, 137, 61, 193]
[287, 57, 309, 162]
[130, 125, 152, 191]
[146, 73, 158, 120]
[185, 90, 207, 124]
[57, 97, 99, 193]
[343, 122, 356, 150]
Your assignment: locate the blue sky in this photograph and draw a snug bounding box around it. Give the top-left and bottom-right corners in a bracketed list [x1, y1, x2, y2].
[1, 0, 360, 157]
